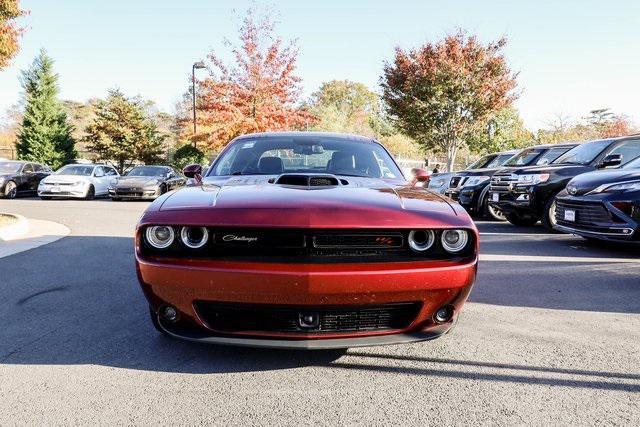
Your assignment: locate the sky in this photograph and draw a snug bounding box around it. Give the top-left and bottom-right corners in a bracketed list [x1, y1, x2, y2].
[1, 0, 639, 131]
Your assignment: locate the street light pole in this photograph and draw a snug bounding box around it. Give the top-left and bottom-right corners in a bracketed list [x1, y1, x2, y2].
[191, 61, 206, 147]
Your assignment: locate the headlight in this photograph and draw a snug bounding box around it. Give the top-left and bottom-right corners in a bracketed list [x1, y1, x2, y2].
[73, 181, 86, 186]
[180, 226, 209, 249]
[145, 226, 175, 249]
[515, 174, 550, 185]
[462, 176, 490, 187]
[441, 229, 469, 253]
[408, 230, 435, 252]
[590, 180, 640, 194]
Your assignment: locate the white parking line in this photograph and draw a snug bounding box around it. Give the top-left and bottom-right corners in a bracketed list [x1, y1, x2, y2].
[480, 254, 640, 263]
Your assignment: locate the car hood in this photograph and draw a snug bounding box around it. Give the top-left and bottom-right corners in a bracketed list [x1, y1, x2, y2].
[141, 176, 472, 229]
[0, 173, 16, 180]
[115, 176, 162, 187]
[566, 169, 640, 195]
[42, 174, 92, 183]
[502, 163, 590, 175]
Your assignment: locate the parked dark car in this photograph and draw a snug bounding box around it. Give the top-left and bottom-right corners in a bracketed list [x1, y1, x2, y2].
[109, 165, 186, 200]
[553, 155, 640, 243]
[0, 160, 52, 199]
[489, 136, 640, 230]
[443, 144, 576, 220]
[428, 150, 517, 194]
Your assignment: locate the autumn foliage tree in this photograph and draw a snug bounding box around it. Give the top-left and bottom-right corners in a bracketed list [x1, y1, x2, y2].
[381, 31, 519, 170]
[189, 9, 314, 151]
[0, 0, 26, 70]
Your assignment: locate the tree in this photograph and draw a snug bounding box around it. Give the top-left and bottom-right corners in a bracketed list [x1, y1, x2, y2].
[172, 144, 205, 170]
[16, 50, 76, 169]
[85, 89, 164, 173]
[188, 8, 315, 151]
[467, 107, 533, 153]
[381, 31, 519, 170]
[0, 0, 26, 70]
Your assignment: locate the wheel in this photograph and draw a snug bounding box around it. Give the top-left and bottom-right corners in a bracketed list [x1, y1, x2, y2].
[159, 184, 167, 194]
[3, 181, 17, 199]
[149, 306, 170, 336]
[505, 212, 539, 226]
[541, 195, 561, 232]
[84, 185, 95, 200]
[482, 193, 506, 221]
[39, 196, 52, 200]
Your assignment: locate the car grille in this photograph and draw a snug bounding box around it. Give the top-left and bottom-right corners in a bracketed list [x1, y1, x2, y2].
[194, 301, 422, 334]
[490, 171, 517, 193]
[140, 228, 476, 262]
[555, 200, 614, 227]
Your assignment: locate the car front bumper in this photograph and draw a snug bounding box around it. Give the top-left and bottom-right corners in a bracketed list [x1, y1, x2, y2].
[136, 256, 477, 349]
[38, 187, 87, 198]
[109, 187, 160, 199]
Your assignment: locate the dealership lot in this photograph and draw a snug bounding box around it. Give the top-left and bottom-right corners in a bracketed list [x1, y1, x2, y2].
[0, 199, 638, 425]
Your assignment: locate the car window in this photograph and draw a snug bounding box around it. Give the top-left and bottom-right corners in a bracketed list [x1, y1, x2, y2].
[466, 155, 495, 170]
[32, 164, 43, 172]
[504, 149, 543, 166]
[622, 156, 640, 169]
[57, 165, 95, 176]
[22, 164, 34, 173]
[535, 147, 573, 165]
[210, 136, 402, 179]
[606, 139, 640, 165]
[126, 166, 167, 177]
[104, 167, 118, 176]
[484, 154, 515, 169]
[553, 140, 611, 165]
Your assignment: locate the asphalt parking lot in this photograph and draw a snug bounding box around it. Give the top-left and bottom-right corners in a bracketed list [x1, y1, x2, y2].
[1, 198, 638, 425]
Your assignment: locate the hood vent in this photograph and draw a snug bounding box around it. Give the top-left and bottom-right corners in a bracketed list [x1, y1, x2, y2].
[273, 174, 343, 187]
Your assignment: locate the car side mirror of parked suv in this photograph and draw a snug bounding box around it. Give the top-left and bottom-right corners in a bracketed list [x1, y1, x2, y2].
[598, 154, 622, 169]
[183, 164, 203, 185]
[411, 168, 431, 187]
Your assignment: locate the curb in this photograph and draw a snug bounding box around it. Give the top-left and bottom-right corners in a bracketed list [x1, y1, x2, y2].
[0, 213, 29, 241]
[0, 217, 70, 259]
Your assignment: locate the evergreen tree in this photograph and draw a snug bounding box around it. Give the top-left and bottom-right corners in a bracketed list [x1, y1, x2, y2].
[85, 89, 164, 173]
[16, 49, 76, 169]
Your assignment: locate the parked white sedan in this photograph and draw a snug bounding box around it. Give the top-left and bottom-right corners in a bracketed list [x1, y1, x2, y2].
[38, 164, 119, 199]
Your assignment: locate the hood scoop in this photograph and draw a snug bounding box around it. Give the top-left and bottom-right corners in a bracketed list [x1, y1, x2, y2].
[270, 174, 346, 187]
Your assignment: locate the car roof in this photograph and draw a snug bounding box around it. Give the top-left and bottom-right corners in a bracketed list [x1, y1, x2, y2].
[234, 131, 375, 143]
[523, 143, 579, 149]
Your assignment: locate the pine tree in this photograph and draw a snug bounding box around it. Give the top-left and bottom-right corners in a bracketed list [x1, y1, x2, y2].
[85, 89, 164, 173]
[16, 49, 76, 169]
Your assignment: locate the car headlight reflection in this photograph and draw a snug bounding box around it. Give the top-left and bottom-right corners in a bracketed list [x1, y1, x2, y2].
[441, 229, 469, 253]
[145, 226, 175, 249]
[180, 226, 209, 249]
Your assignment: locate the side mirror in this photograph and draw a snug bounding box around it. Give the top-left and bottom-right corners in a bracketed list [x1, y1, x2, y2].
[411, 168, 431, 187]
[183, 164, 203, 184]
[598, 154, 622, 169]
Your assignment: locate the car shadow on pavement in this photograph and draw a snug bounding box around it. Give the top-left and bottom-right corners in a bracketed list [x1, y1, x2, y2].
[1, 234, 639, 382]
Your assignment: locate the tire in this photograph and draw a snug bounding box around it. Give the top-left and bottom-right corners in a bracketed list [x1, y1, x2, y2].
[149, 306, 170, 337]
[505, 212, 539, 227]
[3, 181, 17, 199]
[84, 185, 95, 200]
[541, 195, 561, 232]
[482, 193, 506, 221]
[159, 184, 167, 195]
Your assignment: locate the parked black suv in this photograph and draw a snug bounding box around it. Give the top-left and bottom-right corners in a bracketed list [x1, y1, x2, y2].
[489, 136, 640, 230]
[444, 144, 575, 220]
[553, 155, 640, 243]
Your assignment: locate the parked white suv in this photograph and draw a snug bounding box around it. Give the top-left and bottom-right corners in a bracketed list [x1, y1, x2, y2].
[38, 164, 119, 199]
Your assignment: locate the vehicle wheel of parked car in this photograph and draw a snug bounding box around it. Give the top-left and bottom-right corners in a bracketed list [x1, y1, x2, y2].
[84, 185, 95, 200]
[541, 196, 561, 232]
[159, 184, 167, 194]
[3, 180, 17, 199]
[482, 194, 506, 221]
[149, 306, 170, 337]
[505, 212, 538, 226]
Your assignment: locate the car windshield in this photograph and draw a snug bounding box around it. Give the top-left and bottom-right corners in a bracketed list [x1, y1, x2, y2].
[553, 140, 611, 165]
[126, 166, 167, 177]
[0, 162, 22, 173]
[466, 155, 495, 170]
[208, 136, 403, 179]
[56, 165, 94, 176]
[484, 153, 515, 169]
[623, 156, 640, 169]
[504, 149, 544, 166]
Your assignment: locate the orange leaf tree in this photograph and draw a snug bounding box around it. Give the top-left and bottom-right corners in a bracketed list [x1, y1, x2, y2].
[0, 0, 26, 70]
[381, 31, 519, 171]
[191, 9, 315, 152]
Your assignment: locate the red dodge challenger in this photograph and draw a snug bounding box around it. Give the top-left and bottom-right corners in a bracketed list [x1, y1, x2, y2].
[135, 132, 478, 349]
